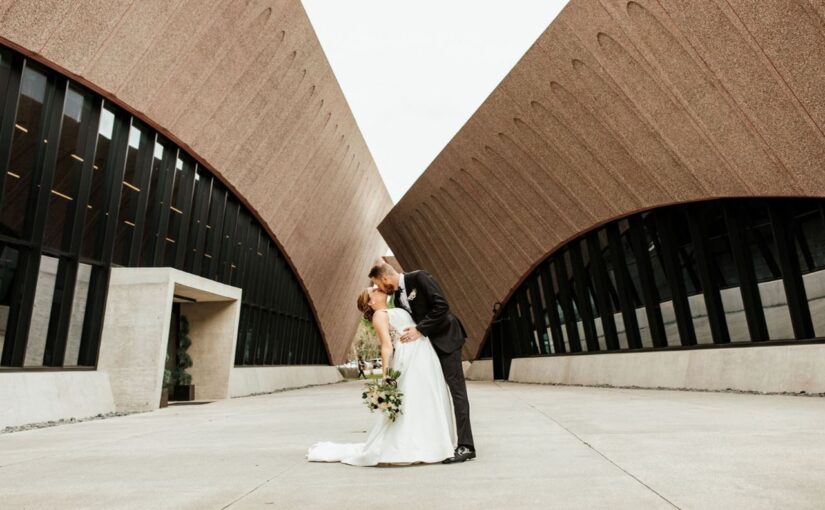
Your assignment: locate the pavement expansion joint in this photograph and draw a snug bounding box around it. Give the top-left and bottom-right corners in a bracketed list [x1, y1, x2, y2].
[496, 381, 682, 510]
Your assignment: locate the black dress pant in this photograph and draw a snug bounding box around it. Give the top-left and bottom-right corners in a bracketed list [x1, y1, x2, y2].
[435, 345, 475, 449]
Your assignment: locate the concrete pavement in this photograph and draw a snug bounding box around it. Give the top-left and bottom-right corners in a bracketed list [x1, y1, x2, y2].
[1, 381, 823, 509]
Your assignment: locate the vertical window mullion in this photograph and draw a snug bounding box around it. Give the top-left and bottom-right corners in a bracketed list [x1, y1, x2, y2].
[538, 263, 565, 354]
[148, 146, 177, 266]
[42, 95, 102, 366]
[569, 242, 600, 351]
[586, 232, 620, 351]
[42, 258, 77, 366]
[0, 52, 24, 211]
[724, 202, 769, 341]
[628, 214, 668, 348]
[186, 174, 211, 274]
[2, 74, 67, 366]
[686, 205, 731, 344]
[99, 114, 132, 265]
[75, 264, 107, 366]
[552, 254, 582, 353]
[653, 210, 697, 347]
[204, 188, 226, 279]
[126, 131, 157, 266]
[26, 75, 68, 245]
[526, 275, 548, 354]
[172, 160, 196, 269]
[606, 222, 642, 349]
[769, 203, 815, 339]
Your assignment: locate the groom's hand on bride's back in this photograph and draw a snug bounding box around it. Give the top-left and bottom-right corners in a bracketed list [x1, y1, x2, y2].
[400, 327, 422, 343]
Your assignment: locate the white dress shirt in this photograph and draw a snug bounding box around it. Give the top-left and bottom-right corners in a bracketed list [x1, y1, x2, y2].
[397, 273, 412, 313]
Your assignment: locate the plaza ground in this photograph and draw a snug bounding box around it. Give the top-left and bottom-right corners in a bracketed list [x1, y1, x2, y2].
[1, 380, 823, 509]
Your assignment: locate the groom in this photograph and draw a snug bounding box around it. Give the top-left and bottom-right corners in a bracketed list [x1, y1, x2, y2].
[369, 262, 476, 463]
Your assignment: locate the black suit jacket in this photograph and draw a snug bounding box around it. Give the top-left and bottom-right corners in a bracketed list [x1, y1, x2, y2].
[396, 270, 466, 354]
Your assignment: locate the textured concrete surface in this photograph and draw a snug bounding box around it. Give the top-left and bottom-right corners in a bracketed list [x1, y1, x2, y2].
[0, 0, 393, 364]
[228, 365, 343, 397]
[98, 268, 241, 412]
[464, 359, 494, 381]
[0, 371, 115, 430]
[2, 381, 824, 509]
[509, 343, 825, 394]
[379, 0, 825, 358]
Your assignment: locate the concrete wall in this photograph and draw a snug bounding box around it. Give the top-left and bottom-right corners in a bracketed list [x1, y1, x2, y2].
[378, 0, 825, 359]
[181, 301, 242, 401]
[97, 267, 241, 412]
[509, 344, 825, 394]
[229, 366, 343, 398]
[464, 359, 494, 381]
[0, 371, 115, 429]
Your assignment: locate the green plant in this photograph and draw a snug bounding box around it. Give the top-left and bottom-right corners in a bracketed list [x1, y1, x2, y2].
[172, 315, 193, 386]
[350, 319, 380, 362]
[163, 353, 172, 387]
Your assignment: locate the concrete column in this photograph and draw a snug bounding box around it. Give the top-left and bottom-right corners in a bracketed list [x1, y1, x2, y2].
[180, 300, 241, 400]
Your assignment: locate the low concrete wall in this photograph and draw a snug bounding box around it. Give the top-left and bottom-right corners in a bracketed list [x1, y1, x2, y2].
[229, 366, 343, 397]
[0, 371, 115, 429]
[509, 344, 825, 394]
[464, 359, 494, 381]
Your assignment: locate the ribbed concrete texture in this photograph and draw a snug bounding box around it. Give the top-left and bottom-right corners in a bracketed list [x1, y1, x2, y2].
[0, 0, 392, 364]
[379, 0, 825, 358]
[1, 382, 824, 509]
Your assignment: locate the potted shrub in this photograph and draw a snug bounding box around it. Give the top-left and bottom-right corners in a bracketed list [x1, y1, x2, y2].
[172, 315, 195, 401]
[160, 354, 171, 408]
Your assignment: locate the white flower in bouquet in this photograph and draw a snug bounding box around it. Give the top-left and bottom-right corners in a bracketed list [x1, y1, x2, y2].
[361, 368, 404, 422]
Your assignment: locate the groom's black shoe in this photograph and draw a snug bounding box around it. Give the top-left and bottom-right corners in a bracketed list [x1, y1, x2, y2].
[443, 446, 476, 464]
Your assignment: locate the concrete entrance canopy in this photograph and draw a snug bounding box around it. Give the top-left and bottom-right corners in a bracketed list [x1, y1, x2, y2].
[97, 268, 242, 412]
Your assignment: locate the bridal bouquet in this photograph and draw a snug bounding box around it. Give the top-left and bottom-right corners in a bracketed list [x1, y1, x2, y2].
[362, 369, 403, 422]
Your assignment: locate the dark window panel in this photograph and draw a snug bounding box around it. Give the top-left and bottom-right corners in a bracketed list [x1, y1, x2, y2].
[184, 171, 211, 274]
[140, 143, 175, 267]
[165, 155, 195, 267]
[769, 203, 814, 340]
[43, 86, 96, 251]
[113, 122, 153, 266]
[1, 63, 49, 240]
[0, 45, 325, 370]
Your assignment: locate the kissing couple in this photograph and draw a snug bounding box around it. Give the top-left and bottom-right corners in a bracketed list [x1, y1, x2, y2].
[307, 262, 476, 466]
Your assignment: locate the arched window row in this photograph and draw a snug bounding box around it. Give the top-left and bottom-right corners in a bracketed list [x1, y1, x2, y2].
[0, 45, 327, 369]
[483, 198, 825, 377]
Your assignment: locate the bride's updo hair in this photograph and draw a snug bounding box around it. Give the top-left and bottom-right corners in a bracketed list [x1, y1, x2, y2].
[357, 288, 374, 322]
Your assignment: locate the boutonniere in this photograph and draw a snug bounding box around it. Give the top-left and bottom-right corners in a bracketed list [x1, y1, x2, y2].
[408, 289, 417, 301]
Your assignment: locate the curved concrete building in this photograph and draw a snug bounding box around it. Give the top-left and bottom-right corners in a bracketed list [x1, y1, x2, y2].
[0, 0, 391, 427]
[0, 0, 391, 364]
[380, 0, 825, 392]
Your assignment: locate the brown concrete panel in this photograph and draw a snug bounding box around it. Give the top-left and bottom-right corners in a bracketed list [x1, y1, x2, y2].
[0, 0, 392, 364]
[380, 0, 825, 359]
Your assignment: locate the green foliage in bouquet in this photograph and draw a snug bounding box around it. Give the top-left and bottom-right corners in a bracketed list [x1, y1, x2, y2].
[172, 315, 193, 386]
[361, 368, 403, 422]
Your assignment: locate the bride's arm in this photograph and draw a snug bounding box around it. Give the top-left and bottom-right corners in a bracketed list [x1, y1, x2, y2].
[372, 312, 393, 377]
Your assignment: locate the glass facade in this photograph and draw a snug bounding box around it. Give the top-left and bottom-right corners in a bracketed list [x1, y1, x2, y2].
[484, 198, 825, 379]
[0, 45, 327, 369]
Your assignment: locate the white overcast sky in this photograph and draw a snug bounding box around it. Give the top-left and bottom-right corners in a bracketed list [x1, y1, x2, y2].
[302, 0, 569, 203]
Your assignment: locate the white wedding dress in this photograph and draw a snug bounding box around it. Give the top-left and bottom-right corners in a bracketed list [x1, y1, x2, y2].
[306, 307, 456, 466]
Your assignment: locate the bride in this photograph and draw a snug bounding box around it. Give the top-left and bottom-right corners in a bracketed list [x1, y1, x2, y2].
[306, 286, 456, 466]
